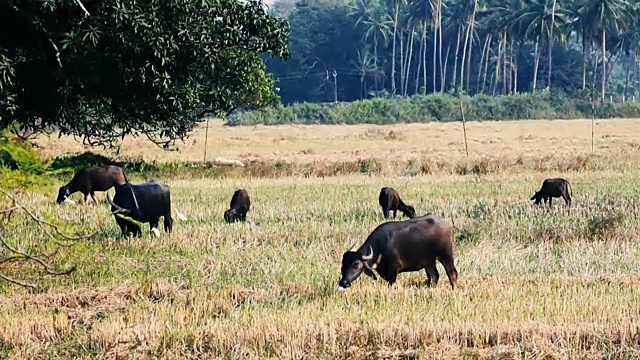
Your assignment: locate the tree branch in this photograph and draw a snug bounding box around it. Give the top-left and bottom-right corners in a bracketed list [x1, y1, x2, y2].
[74, 0, 91, 17]
[0, 188, 94, 289]
[0, 273, 36, 290]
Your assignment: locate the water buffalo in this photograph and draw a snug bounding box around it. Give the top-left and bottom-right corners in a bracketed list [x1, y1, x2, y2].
[338, 214, 458, 290]
[57, 165, 128, 205]
[378, 187, 416, 219]
[531, 178, 572, 210]
[224, 189, 250, 223]
[106, 181, 173, 237]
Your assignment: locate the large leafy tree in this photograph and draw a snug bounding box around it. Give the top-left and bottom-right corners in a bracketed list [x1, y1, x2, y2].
[0, 0, 289, 148]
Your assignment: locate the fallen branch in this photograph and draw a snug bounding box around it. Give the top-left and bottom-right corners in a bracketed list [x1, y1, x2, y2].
[0, 188, 94, 290]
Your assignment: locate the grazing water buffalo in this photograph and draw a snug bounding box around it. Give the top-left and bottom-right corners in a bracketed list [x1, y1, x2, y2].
[378, 187, 416, 219]
[338, 214, 458, 290]
[57, 165, 128, 205]
[531, 178, 572, 209]
[106, 181, 173, 237]
[224, 189, 250, 223]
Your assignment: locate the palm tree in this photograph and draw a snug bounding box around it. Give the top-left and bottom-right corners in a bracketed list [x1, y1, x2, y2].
[350, 0, 392, 92]
[579, 0, 632, 100]
[409, 0, 433, 93]
[617, 4, 640, 101]
[351, 47, 378, 98]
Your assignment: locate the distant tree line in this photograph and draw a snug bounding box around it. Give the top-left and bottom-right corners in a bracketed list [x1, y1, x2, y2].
[265, 0, 640, 105]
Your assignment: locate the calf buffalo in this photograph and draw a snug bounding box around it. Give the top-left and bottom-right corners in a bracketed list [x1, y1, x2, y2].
[57, 165, 128, 205]
[338, 214, 458, 290]
[531, 178, 572, 209]
[378, 187, 416, 219]
[224, 189, 250, 223]
[106, 181, 173, 237]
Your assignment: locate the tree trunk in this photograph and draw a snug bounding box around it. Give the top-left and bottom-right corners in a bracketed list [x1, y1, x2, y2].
[482, 37, 491, 93]
[400, 27, 405, 96]
[460, 1, 477, 93]
[374, 34, 379, 91]
[437, 0, 444, 93]
[532, 32, 541, 91]
[391, 0, 399, 94]
[582, 33, 587, 90]
[424, 23, 429, 94]
[601, 29, 606, 101]
[432, 15, 438, 93]
[442, 44, 450, 92]
[509, 37, 514, 94]
[416, 25, 424, 94]
[514, 40, 519, 93]
[452, 24, 462, 92]
[465, 9, 477, 92]
[477, 34, 490, 94]
[502, 34, 507, 94]
[494, 35, 503, 95]
[404, 28, 416, 96]
[623, 52, 632, 103]
[547, 0, 556, 89]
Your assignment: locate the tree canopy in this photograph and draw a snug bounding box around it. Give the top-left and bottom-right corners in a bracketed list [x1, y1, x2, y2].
[0, 0, 289, 148]
[266, 0, 640, 104]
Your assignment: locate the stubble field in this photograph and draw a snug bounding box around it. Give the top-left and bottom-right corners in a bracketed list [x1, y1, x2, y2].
[2, 119, 640, 359]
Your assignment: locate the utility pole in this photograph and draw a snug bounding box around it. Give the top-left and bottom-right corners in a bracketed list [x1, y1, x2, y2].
[332, 69, 338, 104]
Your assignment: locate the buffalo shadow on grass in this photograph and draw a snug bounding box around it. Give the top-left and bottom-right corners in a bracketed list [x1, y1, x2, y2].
[48, 151, 160, 176]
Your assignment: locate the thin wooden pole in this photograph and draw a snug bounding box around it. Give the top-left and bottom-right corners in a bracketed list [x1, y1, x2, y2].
[203, 118, 210, 162]
[590, 87, 596, 153]
[458, 93, 469, 156]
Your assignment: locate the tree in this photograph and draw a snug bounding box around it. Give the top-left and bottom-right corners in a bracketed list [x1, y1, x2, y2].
[0, 188, 94, 290]
[0, 0, 289, 148]
[579, 0, 632, 100]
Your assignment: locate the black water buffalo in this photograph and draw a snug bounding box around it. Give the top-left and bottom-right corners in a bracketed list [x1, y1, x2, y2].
[57, 165, 128, 205]
[378, 187, 416, 219]
[338, 214, 458, 290]
[224, 189, 250, 223]
[106, 181, 173, 237]
[531, 178, 572, 209]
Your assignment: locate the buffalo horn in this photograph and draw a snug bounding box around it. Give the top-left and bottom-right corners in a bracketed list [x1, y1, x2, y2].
[106, 193, 131, 214]
[361, 245, 373, 260]
[129, 186, 140, 209]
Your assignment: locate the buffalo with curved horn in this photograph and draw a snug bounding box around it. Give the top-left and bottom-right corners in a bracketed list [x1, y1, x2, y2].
[338, 214, 459, 290]
[106, 181, 173, 238]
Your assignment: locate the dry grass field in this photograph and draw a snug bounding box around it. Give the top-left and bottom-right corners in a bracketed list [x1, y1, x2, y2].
[2, 119, 640, 359]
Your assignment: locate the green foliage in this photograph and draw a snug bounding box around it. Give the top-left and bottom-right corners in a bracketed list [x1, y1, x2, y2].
[264, 0, 640, 104]
[1, 0, 289, 148]
[229, 91, 640, 125]
[0, 131, 48, 188]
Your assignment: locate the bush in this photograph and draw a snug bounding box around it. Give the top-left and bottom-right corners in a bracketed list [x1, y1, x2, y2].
[229, 91, 640, 125]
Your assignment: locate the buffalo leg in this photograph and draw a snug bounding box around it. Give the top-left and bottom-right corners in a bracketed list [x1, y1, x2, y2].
[379, 261, 399, 286]
[164, 214, 173, 233]
[425, 260, 440, 288]
[150, 218, 160, 233]
[83, 193, 89, 204]
[440, 258, 459, 290]
[392, 209, 397, 218]
[240, 211, 247, 222]
[115, 217, 129, 237]
[382, 207, 389, 219]
[90, 191, 98, 205]
[562, 192, 572, 208]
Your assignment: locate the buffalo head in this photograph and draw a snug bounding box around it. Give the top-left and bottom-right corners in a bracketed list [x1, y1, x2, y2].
[56, 186, 71, 204]
[401, 204, 417, 219]
[530, 191, 542, 204]
[338, 244, 376, 290]
[224, 208, 237, 223]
